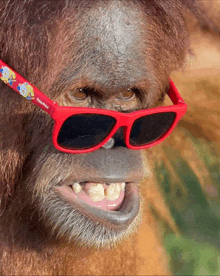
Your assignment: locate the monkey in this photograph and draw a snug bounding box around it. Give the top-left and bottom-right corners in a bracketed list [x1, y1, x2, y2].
[0, 0, 219, 275]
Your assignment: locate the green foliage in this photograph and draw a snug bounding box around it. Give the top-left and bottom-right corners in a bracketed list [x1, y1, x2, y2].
[164, 234, 220, 275]
[154, 131, 220, 275]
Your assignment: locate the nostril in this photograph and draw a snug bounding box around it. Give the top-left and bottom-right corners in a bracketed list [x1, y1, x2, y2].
[102, 138, 115, 149]
[102, 127, 126, 149]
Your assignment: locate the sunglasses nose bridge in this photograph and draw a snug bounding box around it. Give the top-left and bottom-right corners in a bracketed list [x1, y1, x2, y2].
[109, 126, 129, 149]
[113, 114, 133, 148]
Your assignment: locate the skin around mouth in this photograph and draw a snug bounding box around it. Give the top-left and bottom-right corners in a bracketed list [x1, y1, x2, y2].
[55, 182, 140, 228]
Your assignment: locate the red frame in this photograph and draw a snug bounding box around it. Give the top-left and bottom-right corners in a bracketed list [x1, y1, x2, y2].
[0, 59, 187, 154]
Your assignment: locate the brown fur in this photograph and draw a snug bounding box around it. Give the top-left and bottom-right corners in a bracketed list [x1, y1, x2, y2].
[0, 0, 218, 275]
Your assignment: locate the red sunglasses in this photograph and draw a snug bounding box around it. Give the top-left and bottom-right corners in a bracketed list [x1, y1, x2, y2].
[0, 59, 187, 154]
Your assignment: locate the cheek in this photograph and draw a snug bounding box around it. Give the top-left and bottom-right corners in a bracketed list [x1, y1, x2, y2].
[31, 153, 94, 200]
[32, 155, 72, 198]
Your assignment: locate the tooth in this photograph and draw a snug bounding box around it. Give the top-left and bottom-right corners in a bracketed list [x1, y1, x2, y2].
[87, 184, 105, 202]
[105, 183, 121, 201]
[72, 182, 82, 193]
[120, 182, 126, 191]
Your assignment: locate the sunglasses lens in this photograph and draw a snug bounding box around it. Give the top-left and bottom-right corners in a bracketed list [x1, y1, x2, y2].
[57, 114, 116, 149]
[130, 112, 176, 146]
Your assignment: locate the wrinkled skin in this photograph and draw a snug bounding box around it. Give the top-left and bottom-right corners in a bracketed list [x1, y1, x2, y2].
[0, 0, 217, 275]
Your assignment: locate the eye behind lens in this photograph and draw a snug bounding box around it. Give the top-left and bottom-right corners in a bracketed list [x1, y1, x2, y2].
[129, 112, 176, 146]
[57, 114, 116, 150]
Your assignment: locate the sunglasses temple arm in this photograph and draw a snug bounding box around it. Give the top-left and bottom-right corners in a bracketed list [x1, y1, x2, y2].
[0, 59, 57, 117]
[168, 79, 185, 105]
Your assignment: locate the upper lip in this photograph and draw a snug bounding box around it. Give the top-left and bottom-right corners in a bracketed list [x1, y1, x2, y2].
[56, 178, 141, 186]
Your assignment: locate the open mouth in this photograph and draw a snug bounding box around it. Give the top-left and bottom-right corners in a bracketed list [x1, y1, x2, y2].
[55, 181, 140, 228]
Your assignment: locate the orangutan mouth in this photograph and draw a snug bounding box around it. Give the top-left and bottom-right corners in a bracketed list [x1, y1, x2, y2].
[55, 182, 140, 227]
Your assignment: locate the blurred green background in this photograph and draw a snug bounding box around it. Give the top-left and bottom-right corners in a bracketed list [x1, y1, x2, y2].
[156, 128, 220, 275]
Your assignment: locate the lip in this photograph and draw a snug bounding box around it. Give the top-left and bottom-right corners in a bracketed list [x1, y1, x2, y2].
[55, 182, 140, 229]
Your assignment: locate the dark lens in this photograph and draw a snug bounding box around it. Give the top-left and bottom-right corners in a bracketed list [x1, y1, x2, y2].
[130, 112, 176, 146]
[57, 114, 116, 149]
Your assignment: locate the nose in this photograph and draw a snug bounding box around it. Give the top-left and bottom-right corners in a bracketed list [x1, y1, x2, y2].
[101, 127, 126, 149]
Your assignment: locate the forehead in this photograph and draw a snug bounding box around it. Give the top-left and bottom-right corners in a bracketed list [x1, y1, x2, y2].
[50, 1, 151, 92]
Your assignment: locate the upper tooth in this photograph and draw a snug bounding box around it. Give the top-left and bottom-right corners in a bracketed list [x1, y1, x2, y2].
[120, 182, 126, 191]
[105, 183, 121, 201]
[87, 184, 105, 202]
[72, 182, 82, 193]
